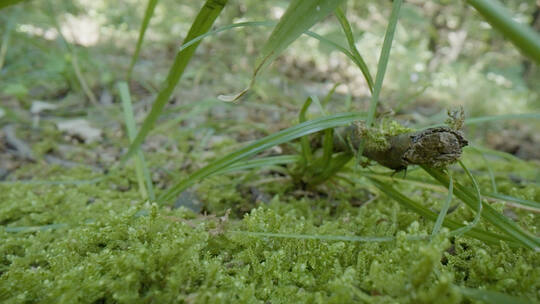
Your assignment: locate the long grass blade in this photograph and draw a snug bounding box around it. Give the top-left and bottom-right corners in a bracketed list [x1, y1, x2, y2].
[0, 176, 108, 185]
[118, 82, 155, 201]
[3, 223, 69, 233]
[422, 166, 540, 250]
[229, 231, 425, 243]
[212, 155, 300, 176]
[256, 0, 346, 74]
[432, 174, 453, 238]
[127, 0, 159, 81]
[0, 12, 15, 70]
[451, 160, 483, 236]
[299, 97, 314, 163]
[359, 171, 540, 211]
[467, 0, 540, 63]
[367, 176, 519, 247]
[0, 0, 26, 10]
[366, 0, 402, 126]
[486, 193, 540, 210]
[157, 112, 366, 203]
[334, 6, 373, 92]
[458, 286, 534, 304]
[219, 0, 346, 101]
[121, 0, 228, 163]
[419, 112, 540, 130]
[466, 112, 540, 125]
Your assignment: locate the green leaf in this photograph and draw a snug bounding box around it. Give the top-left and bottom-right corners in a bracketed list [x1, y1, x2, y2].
[334, 6, 373, 92]
[229, 230, 424, 243]
[432, 174, 453, 238]
[127, 0, 159, 81]
[367, 176, 519, 247]
[212, 155, 300, 176]
[366, 0, 402, 126]
[118, 81, 155, 201]
[157, 112, 366, 203]
[3, 223, 68, 233]
[360, 170, 540, 212]
[422, 166, 540, 250]
[299, 97, 314, 164]
[450, 160, 483, 236]
[467, 0, 540, 64]
[121, 0, 228, 164]
[257, 0, 347, 71]
[0, 0, 27, 10]
[485, 193, 540, 211]
[219, 0, 346, 101]
[458, 286, 534, 304]
[465, 113, 540, 125]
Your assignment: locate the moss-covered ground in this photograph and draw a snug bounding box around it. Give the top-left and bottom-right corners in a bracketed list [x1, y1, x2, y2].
[1, 146, 539, 303]
[2, 0, 540, 303]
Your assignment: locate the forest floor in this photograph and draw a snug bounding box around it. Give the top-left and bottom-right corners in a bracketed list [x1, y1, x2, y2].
[1, 1, 539, 303]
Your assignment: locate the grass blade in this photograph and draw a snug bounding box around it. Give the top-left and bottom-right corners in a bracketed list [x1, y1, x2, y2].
[299, 97, 314, 164]
[229, 231, 425, 243]
[122, 0, 228, 163]
[451, 160, 483, 236]
[157, 112, 366, 203]
[3, 223, 68, 233]
[0, 0, 26, 10]
[366, 0, 402, 126]
[212, 155, 300, 176]
[257, 0, 346, 73]
[465, 112, 540, 125]
[419, 112, 540, 130]
[422, 166, 540, 250]
[367, 176, 519, 247]
[458, 286, 534, 304]
[359, 171, 540, 211]
[432, 174, 453, 238]
[127, 0, 159, 81]
[219, 0, 346, 101]
[0, 12, 15, 70]
[334, 6, 373, 92]
[486, 193, 540, 210]
[467, 0, 540, 63]
[118, 82, 155, 201]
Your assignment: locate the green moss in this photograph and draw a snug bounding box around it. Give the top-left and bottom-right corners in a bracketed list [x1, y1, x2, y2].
[0, 161, 538, 303]
[355, 120, 414, 152]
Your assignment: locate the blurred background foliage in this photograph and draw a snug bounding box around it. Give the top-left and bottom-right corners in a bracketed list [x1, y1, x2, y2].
[0, 0, 539, 158]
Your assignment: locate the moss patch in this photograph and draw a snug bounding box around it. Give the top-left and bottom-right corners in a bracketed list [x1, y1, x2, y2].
[0, 163, 538, 303]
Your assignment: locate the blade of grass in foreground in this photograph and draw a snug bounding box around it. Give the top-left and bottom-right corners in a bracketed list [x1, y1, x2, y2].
[157, 112, 366, 203]
[0, 0, 26, 10]
[118, 82, 155, 201]
[367, 177, 519, 247]
[366, 0, 402, 126]
[467, 0, 540, 64]
[449, 160, 483, 237]
[211, 155, 300, 176]
[458, 286, 534, 304]
[229, 231, 424, 242]
[422, 166, 540, 250]
[431, 174, 453, 238]
[121, 0, 228, 164]
[127, 0, 159, 81]
[334, 6, 373, 92]
[358, 171, 540, 212]
[418, 112, 540, 130]
[219, 0, 346, 101]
